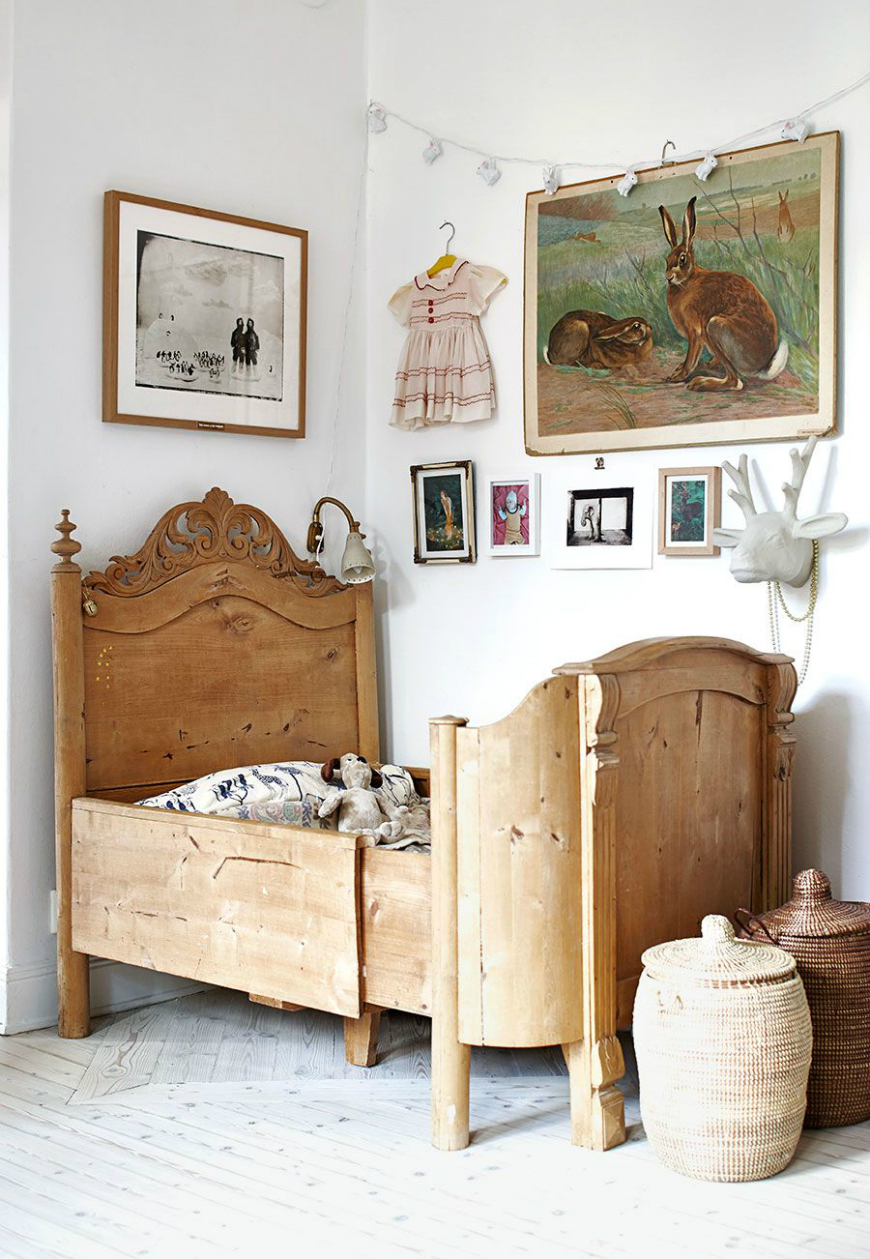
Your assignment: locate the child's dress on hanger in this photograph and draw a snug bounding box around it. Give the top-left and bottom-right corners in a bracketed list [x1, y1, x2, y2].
[388, 259, 506, 430]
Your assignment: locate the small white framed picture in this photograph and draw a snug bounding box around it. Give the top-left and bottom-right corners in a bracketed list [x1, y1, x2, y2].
[411, 460, 476, 564]
[486, 474, 541, 556]
[658, 467, 722, 556]
[550, 472, 653, 570]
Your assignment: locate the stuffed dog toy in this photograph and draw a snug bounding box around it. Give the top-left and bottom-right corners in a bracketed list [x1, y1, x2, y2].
[319, 753, 409, 844]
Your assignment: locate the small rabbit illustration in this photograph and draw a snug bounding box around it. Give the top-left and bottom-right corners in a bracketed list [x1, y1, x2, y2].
[544, 310, 653, 371]
[778, 190, 795, 243]
[658, 196, 788, 392]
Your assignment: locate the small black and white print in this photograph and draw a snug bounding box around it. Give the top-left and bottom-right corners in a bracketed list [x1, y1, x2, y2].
[566, 487, 634, 546]
[135, 231, 285, 402]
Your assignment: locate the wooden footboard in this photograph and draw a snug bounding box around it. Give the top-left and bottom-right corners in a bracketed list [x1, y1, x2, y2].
[429, 637, 797, 1154]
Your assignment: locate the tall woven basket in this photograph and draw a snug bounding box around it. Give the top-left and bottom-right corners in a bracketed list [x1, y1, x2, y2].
[737, 869, 870, 1128]
[633, 915, 812, 1182]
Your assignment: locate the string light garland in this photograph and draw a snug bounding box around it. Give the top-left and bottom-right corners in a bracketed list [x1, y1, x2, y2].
[694, 152, 718, 181]
[476, 157, 501, 186]
[616, 167, 638, 198]
[542, 164, 560, 195]
[368, 68, 870, 192]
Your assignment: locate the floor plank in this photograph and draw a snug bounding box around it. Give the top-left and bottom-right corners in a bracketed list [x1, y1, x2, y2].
[71, 993, 569, 1103]
[0, 988, 867, 1259]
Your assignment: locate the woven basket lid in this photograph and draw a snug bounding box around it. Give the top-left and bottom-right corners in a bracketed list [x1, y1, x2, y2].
[641, 914, 797, 986]
[749, 869, 870, 941]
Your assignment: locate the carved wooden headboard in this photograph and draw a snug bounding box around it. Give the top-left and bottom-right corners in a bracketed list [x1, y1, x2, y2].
[50, 488, 379, 802]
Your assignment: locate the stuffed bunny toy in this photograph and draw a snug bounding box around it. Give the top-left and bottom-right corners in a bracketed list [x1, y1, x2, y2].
[318, 754, 409, 844]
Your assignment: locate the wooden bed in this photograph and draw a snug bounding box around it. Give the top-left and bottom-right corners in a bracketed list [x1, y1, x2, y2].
[50, 488, 797, 1152]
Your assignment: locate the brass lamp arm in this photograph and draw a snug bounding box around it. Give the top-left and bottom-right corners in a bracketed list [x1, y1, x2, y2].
[307, 496, 362, 554]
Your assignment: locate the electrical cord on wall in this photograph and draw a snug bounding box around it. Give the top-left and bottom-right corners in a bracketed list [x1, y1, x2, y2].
[323, 121, 368, 498]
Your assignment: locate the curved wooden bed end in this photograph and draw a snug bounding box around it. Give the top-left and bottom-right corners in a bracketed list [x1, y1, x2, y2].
[50, 489, 380, 1039]
[429, 637, 797, 1153]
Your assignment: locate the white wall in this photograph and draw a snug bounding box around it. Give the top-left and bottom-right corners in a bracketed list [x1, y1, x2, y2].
[365, 0, 870, 896]
[0, 0, 11, 1025]
[3, 0, 367, 1031]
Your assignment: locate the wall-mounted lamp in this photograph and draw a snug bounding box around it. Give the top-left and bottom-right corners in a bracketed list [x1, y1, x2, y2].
[306, 496, 375, 585]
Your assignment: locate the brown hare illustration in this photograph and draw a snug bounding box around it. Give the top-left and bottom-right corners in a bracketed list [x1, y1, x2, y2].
[778, 190, 796, 243]
[544, 310, 653, 371]
[658, 196, 788, 391]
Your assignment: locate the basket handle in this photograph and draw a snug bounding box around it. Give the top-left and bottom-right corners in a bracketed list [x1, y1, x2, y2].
[734, 907, 778, 944]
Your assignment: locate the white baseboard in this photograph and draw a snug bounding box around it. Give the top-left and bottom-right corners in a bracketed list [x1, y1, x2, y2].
[0, 956, 208, 1035]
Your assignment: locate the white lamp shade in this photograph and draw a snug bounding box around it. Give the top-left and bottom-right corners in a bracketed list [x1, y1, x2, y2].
[340, 530, 375, 584]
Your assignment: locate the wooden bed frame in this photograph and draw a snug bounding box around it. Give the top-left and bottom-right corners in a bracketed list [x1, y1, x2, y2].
[51, 488, 797, 1152]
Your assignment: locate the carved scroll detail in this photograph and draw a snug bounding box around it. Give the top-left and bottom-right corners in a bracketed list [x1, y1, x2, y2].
[770, 660, 798, 726]
[84, 487, 342, 598]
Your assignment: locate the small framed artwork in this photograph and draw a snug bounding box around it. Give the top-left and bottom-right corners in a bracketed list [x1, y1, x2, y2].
[550, 472, 652, 569]
[411, 461, 476, 564]
[104, 190, 307, 438]
[658, 467, 722, 556]
[486, 474, 541, 556]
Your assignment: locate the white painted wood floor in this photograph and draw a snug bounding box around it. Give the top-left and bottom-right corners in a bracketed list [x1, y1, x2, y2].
[1, 990, 868, 1259]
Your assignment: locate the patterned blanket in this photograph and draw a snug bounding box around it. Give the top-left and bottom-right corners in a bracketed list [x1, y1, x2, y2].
[138, 761, 431, 851]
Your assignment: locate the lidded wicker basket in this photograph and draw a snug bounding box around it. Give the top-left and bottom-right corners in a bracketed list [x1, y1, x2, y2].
[633, 914, 812, 1182]
[736, 869, 870, 1128]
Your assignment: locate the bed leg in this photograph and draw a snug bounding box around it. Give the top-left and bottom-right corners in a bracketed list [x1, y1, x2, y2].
[57, 946, 90, 1040]
[431, 1014, 470, 1151]
[563, 1037, 625, 1150]
[344, 1007, 382, 1067]
[430, 714, 470, 1151]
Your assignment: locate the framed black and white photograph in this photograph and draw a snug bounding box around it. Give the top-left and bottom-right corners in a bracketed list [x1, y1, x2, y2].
[104, 191, 307, 438]
[411, 460, 476, 564]
[551, 472, 652, 569]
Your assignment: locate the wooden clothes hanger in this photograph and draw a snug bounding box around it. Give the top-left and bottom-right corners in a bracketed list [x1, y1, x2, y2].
[427, 221, 457, 277]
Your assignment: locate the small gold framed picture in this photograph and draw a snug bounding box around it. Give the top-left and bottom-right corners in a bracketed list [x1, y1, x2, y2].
[658, 467, 722, 556]
[411, 460, 476, 564]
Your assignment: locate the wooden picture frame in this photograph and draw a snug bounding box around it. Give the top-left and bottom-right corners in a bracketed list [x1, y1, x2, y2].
[485, 473, 541, 556]
[524, 132, 839, 455]
[104, 190, 307, 439]
[411, 461, 476, 564]
[658, 466, 722, 556]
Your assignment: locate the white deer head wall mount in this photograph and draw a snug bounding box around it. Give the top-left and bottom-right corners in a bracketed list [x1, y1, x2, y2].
[712, 437, 847, 587]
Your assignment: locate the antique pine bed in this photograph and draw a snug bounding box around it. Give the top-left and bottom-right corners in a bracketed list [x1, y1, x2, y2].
[50, 488, 797, 1152]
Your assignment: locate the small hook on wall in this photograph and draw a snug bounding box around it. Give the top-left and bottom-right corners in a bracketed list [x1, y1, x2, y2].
[660, 139, 676, 167]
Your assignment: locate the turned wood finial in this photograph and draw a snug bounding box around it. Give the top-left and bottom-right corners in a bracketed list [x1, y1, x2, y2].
[51, 510, 82, 571]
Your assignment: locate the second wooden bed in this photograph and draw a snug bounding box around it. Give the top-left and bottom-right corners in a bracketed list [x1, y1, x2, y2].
[51, 488, 797, 1151]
